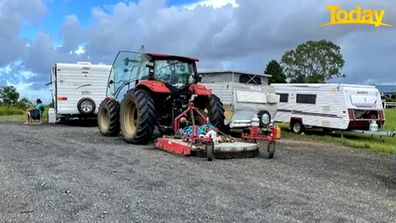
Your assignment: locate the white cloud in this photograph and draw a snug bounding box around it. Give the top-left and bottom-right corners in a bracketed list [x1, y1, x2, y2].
[70, 45, 86, 55]
[10, 82, 51, 102]
[0, 60, 50, 102]
[0, 63, 12, 74]
[20, 70, 37, 79]
[186, 0, 239, 9]
[0, 60, 35, 82]
[6, 81, 33, 92]
[0, 0, 47, 66]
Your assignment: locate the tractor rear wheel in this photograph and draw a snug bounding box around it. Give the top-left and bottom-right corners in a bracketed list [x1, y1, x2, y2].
[98, 98, 120, 136]
[203, 94, 226, 132]
[120, 89, 156, 144]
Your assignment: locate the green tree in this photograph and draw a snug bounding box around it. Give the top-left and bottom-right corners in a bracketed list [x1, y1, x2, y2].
[16, 97, 31, 108]
[281, 40, 345, 83]
[265, 60, 286, 84]
[0, 86, 20, 105]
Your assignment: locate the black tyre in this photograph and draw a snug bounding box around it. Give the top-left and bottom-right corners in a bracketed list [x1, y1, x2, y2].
[258, 110, 271, 128]
[120, 89, 156, 144]
[322, 128, 331, 135]
[258, 141, 275, 159]
[77, 98, 96, 115]
[205, 94, 226, 132]
[207, 144, 214, 161]
[291, 121, 304, 134]
[266, 141, 275, 159]
[98, 98, 120, 136]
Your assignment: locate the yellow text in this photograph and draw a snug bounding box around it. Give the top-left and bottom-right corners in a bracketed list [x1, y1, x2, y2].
[321, 5, 391, 27]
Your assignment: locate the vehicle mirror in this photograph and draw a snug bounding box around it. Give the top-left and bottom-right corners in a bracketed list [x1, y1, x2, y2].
[109, 80, 114, 85]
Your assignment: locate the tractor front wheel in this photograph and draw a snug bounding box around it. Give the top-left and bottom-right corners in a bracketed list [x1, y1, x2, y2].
[120, 89, 156, 144]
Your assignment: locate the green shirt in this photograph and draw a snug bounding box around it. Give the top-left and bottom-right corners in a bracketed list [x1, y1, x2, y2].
[35, 103, 44, 111]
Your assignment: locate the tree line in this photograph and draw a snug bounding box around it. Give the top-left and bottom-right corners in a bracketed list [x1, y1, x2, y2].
[265, 40, 345, 84]
[0, 86, 31, 108]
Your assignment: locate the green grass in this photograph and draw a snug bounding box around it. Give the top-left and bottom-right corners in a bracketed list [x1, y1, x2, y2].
[0, 106, 49, 123]
[383, 109, 396, 130]
[280, 109, 396, 155]
[0, 105, 26, 116]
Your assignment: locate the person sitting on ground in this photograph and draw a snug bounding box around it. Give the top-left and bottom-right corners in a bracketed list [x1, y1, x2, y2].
[24, 99, 45, 124]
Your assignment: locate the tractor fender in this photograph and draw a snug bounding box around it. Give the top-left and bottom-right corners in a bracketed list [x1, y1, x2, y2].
[189, 83, 211, 96]
[136, 80, 171, 93]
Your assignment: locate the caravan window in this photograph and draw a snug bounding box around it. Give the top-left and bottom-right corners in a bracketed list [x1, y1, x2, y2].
[278, 93, 288, 103]
[296, 94, 316, 104]
[239, 74, 262, 85]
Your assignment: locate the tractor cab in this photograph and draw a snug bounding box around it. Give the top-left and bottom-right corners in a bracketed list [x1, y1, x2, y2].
[145, 53, 199, 89]
[107, 51, 199, 100]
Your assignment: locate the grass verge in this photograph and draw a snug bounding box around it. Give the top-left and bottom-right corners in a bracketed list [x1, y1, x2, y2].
[281, 129, 396, 155]
[279, 109, 396, 155]
[0, 107, 48, 123]
[0, 105, 25, 116]
[383, 109, 396, 130]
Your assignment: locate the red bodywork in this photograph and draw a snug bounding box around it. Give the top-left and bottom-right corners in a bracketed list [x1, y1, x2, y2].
[188, 83, 212, 96]
[242, 126, 277, 144]
[136, 81, 211, 97]
[155, 138, 192, 156]
[136, 80, 171, 93]
[133, 53, 207, 96]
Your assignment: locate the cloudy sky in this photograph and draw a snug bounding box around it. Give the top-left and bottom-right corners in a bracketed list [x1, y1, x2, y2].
[0, 0, 395, 101]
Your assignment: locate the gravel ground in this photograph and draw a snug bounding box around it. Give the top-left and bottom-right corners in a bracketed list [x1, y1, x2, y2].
[0, 122, 395, 223]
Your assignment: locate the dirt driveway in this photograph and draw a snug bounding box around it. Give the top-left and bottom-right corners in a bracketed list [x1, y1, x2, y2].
[0, 123, 395, 222]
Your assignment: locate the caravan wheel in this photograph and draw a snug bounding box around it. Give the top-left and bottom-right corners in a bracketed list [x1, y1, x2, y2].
[291, 121, 304, 134]
[77, 98, 96, 115]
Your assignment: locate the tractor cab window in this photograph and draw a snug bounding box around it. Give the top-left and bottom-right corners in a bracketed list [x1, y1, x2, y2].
[107, 51, 140, 99]
[154, 60, 195, 89]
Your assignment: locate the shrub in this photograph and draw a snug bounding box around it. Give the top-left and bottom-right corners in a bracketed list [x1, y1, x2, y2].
[0, 105, 25, 116]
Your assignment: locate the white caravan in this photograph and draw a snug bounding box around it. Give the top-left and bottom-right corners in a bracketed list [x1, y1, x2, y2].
[50, 62, 111, 120]
[271, 84, 385, 133]
[200, 70, 278, 128]
[203, 82, 279, 128]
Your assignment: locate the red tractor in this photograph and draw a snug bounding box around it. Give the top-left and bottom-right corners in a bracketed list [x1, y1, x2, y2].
[97, 51, 225, 144]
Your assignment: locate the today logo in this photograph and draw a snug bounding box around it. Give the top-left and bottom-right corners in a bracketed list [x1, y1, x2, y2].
[321, 5, 391, 27]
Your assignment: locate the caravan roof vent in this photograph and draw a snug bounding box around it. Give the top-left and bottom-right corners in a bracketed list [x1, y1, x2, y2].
[77, 62, 92, 65]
